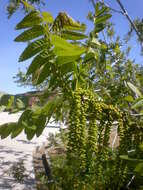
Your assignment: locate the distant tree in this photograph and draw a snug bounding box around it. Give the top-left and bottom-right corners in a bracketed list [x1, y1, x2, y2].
[7, 0, 45, 18]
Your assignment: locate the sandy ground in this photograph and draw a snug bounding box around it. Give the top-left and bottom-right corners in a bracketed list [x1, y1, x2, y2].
[0, 112, 60, 190]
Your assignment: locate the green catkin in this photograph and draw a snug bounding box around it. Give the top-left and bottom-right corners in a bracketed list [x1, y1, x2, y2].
[67, 90, 87, 170]
[67, 88, 132, 189]
[87, 117, 98, 172]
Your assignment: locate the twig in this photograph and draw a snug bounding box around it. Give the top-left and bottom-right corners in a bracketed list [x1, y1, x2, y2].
[130, 113, 143, 117]
[112, 126, 118, 150]
[99, 0, 123, 14]
[116, 0, 143, 49]
[126, 175, 135, 189]
[90, 0, 123, 14]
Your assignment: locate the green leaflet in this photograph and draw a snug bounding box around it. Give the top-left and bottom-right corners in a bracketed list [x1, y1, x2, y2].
[15, 108, 47, 140]
[91, 37, 101, 46]
[35, 63, 51, 85]
[21, 0, 35, 12]
[62, 30, 88, 40]
[94, 14, 112, 25]
[42, 11, 54, 23]
[120, 155, 143, 162]
[35, 114, 47, 137]
[51, 34, 75, 49]
[84, 51, 96, 62]
[63, 24, 86, 32]
[25, 125, 37, 140]
[134, 163, 143, 175]
[6, 96, 14, 110]
[11, 125, 23, 138]
[18, 109, 32, 125]
[93, 3, 111, 34]
[9, 108, 19, 113]
[124, 95, 134, 102]
[41, 96, 63, 122]
[40, 103, 53, 121]
[27, 51, 53, 75]
[16, 11, 42, 30]
[56, 55, 80, 65]
[32, 68, 41, 85]
[52, 12, 86, 32]
[0, 94, 26, 113]
[19, 38, 49, 62]
[16, 99, 25, 109]
[127, 82, 142, 98]
[15, 25, 45, 42]
[48, 75, 58, 90]
[51, 35, 86, 53]
[95, 6, 108, 18]
[94, 23, 105, 33]
[50, 35, 86, 63]
[63, 15, 86, 32]
[0, 122, 18, 139]
[54, 47, 85, 57]
[132, 98, 143, 109]
[60, 62, 76, 74]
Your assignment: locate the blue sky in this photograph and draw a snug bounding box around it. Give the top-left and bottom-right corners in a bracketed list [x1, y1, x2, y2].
[0, 0, 143, 94]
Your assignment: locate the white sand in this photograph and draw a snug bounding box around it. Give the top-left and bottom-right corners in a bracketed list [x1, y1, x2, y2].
[0, 112, 60, 190]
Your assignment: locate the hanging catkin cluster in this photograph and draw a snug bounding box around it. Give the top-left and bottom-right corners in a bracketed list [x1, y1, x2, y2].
[67, 88, 129, 188]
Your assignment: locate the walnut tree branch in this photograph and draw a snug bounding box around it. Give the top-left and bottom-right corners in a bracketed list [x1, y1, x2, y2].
[116, 0, 143, 49]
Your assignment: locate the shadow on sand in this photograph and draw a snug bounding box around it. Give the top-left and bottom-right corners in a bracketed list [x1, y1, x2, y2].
[0, 145, 36, 190]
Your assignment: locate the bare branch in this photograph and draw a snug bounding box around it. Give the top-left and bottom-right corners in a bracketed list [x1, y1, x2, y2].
[116, 0, 143, 49]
